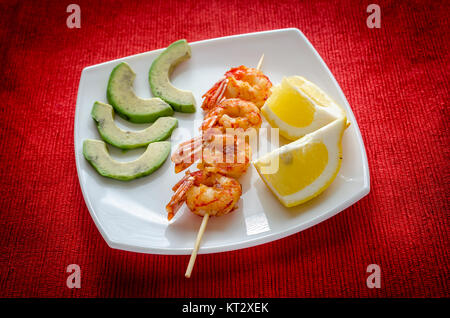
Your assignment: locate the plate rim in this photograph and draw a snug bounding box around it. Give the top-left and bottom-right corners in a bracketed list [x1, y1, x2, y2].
[74, 28, 370, 255]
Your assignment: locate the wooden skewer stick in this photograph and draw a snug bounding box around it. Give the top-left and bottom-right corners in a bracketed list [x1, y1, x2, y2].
[185, 212, 210, 278]
[256, 54, 265, 71]
[185, 54, 265, 278]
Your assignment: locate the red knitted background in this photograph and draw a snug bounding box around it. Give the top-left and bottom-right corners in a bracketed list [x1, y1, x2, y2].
[0, 0, 448, 297]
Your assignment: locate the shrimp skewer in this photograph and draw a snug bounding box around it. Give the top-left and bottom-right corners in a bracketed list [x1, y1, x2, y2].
[169, 55, 267, 278]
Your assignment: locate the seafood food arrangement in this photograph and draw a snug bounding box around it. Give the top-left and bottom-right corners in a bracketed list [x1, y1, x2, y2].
[82, 39, 348, 277]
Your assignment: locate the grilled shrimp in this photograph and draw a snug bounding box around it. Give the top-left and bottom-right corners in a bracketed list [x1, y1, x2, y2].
[201, 65, 272, 110]
[171, 133, 251, 178]
[166, 170, 242, 220]
[201, 98, 262, 132]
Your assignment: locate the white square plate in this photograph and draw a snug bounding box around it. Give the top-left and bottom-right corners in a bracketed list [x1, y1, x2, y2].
[74, 28, 370, 255]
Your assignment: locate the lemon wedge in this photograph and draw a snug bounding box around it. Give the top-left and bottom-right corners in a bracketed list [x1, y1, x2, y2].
[261, 76, 346, 140]
[253, 117, 347, 207]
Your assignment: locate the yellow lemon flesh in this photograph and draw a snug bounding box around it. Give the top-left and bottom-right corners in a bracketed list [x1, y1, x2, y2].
[253, 117, 347, 207]
[267, 81, 316, 127]
[261, 76, 346, 140]
[267, 142, 328, 196]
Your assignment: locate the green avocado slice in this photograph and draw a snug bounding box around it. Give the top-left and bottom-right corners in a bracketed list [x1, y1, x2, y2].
[83, 139, 171, 181]
[149, 39, 196, 113]
[107, 62, 174, 123]
[91, 101, 178, 149]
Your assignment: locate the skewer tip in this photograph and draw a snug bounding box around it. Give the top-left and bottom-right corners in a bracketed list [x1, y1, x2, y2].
[256, 54, 265, 71]
[185, 213, 210, 278]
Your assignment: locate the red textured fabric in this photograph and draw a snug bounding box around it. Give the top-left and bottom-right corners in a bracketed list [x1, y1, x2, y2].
[0, 0, 448, 298]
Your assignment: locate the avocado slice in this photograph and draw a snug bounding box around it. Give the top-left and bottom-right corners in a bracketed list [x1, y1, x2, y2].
[107, 62, 174, 123]
[83, 139, 171, 181]
[149, 39, 196, 113]
[91, 101, 178, 149]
